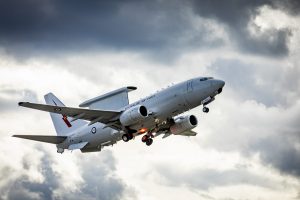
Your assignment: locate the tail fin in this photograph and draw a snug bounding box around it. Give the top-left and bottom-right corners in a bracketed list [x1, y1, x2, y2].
[44, 93, 87, 136]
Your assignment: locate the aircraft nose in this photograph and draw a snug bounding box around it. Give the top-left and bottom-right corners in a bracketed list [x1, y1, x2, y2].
[214, 79, 225, 88]
[212, 79, 225, 94]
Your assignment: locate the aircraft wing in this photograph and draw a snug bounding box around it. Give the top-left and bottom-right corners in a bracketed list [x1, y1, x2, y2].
[13, 135, 67, 144]
[18, 102, 121, 128]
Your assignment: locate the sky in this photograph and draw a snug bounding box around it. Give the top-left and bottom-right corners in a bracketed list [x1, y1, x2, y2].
[0, 0, 299, 199]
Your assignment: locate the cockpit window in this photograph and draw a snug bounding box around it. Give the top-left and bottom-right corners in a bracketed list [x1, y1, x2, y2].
[200, 77, 213, 81]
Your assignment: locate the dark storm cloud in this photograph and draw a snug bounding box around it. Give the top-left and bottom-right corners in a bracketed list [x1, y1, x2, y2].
[68, 151, 136, 200]
[7, 154, 57, 200]
[191, 0, 295, 56]
[0, 148, 134, 200]
[250, 110, 300, 178]
[253, 133, 300, 178]
[274, 0, 300, 15]
[0, 0, 221, 57]
[0, 0, 296, 57]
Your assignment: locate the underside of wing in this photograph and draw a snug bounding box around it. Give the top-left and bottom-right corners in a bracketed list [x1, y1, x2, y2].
[13, 135, 67, 144]
[18, 102, 122, 128]
[176, 130, 198, 136]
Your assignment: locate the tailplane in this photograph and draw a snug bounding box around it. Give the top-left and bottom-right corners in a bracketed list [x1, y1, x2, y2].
[44, 93, 87, 136]
[13, 135, 67, 144]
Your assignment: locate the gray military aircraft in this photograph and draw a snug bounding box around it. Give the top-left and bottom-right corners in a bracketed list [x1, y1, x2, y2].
[13, 77, 225, 153]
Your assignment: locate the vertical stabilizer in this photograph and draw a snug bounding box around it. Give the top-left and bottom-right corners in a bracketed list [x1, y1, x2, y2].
[44, 93, 87, 136]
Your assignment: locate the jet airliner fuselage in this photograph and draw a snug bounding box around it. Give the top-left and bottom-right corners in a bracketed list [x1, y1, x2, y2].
[14, 77, 225, 153]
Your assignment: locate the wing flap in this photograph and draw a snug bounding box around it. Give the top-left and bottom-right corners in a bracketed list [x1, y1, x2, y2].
[13, 135, 67, 144]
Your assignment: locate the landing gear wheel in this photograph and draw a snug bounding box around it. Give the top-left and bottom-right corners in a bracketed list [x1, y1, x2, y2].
[57, 148, 64, 154]
[145, 138, 153, 146]
[203, 107, 209, 113]
[128, 133, 134, 140]
[142, 135, 149, 143]
[122, 134, 130, 142]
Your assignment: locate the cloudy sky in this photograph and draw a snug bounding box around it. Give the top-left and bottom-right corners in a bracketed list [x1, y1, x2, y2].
[0, 0, 300, 199]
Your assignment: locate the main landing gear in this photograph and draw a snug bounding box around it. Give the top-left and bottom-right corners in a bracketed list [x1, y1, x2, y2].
[122, 127, 154, 146]
[141, 135, 153, 146]
[203, 106, 209, 113]
[122, 133, 153, 146]
[122, 133, 134, 142]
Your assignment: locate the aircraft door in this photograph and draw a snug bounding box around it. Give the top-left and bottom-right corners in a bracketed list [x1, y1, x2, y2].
[187, 80, 193, 93]
[184, 80, 197, 108]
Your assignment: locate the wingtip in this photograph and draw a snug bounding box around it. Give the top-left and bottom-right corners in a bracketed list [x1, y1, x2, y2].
[18, 102, 29, 106]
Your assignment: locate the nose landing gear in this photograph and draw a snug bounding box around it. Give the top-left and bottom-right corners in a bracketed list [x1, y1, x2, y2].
[57, 148, 64, 154]
[203, 106, 209, 113]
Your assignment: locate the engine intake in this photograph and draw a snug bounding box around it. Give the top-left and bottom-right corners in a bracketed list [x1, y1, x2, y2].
[120, 105, 148, 126]
[170, 115, 198, 135]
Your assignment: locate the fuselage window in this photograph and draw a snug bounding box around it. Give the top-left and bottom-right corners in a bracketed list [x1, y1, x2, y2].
[200, 77, 213, 81]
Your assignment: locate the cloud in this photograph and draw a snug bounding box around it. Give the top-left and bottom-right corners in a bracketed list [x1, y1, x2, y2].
[0, 0, 225, 59]
[151, 165, 276, 190]
[198, 91, 300, 180]
[249, 104, 300, 178]
[191, 0, 295, 56]
[1, 0, 297, 59]
[0, 88, 37, 112]
[209, 57, 300, 107]
[0, 145, 135, 200]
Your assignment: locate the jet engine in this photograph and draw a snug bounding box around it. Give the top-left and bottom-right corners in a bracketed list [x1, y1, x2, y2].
[170, 115, 198, 135]
[120, 105, 148, 126]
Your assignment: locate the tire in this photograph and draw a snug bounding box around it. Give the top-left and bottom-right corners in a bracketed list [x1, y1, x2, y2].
[128, 133, 134, 140]
[203, 107, 209, 113]
[142, 135, 148, 142]
[146, 138, 153, 146]
[122, 134, 129, 142]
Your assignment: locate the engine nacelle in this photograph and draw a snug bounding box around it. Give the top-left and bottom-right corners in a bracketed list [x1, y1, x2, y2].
[170, 115, 198, 135]
[120, 105, 148, 126]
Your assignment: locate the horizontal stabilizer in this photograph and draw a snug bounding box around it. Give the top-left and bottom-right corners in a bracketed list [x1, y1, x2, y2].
[68, 142, 88, 150]
[13, 135, 67, 144]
